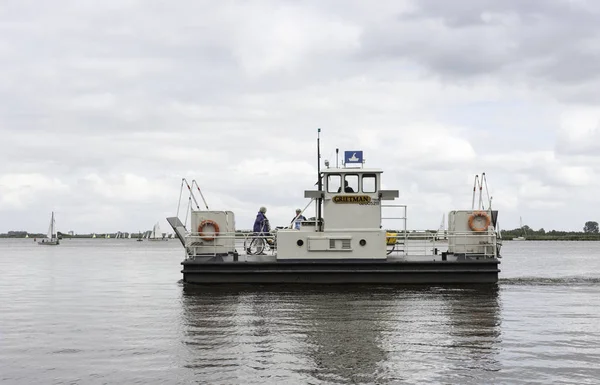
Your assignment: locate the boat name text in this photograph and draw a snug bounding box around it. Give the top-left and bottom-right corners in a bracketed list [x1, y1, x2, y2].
[332, 195, 372, 204]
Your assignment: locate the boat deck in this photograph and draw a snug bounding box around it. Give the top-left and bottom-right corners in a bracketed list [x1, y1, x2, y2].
[181, 252, 500, 284]
[182, 251, 484, 264]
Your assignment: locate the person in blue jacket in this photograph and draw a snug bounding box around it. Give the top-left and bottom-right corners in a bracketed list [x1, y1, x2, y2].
[250, 206, 274, 255]
[253, 206, 270, 234]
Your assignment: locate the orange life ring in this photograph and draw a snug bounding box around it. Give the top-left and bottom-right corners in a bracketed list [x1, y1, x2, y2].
[468, 211, 491, 232]
[198, 219, 220, 241]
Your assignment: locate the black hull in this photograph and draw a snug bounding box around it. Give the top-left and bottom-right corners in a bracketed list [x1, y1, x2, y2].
[181, 260, 500, 284]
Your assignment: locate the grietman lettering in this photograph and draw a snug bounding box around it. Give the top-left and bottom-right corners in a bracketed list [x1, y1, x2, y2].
[332, 195, 372, 204]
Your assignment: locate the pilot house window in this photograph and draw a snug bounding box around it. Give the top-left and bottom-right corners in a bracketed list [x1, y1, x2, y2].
[327, 174, 341, 193]
[362, 174, 376, 193]
[343, 174, 358, 193]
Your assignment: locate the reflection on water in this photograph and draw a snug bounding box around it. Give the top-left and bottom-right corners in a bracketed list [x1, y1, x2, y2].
[3, 240, 600, 384]
[180, 284, 501, 384]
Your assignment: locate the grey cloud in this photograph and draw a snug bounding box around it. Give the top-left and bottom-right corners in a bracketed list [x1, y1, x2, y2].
[400, 0, 596, 27]
[2, 0, 600, 232]
[555, 127, 600, 156]
[355, 0, 600, 99]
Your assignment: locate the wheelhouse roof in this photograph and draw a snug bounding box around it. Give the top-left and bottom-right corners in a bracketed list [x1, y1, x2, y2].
[321, 167, 383, 174]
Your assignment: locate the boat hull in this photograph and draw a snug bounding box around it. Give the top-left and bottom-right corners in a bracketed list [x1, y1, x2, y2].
[38, 241, 59, 245]
[181, 259, 500, 284]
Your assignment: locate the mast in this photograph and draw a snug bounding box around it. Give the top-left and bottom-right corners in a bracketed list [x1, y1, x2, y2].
[316, 128, 323, 232]
[471, 175, 479, 210]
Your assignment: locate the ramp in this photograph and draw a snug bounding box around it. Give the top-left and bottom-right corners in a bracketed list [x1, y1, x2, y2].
[166, 217, 187, 247]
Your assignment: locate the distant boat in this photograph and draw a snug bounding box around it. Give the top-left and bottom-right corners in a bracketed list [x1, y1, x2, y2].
[38, 212, 59, 245]
[92, 233, 96, 238]
[25, 234, 29, 238]
[137, 231, 143, 242]
[512, 216, 526, 241]
[433, 213, 449, 243]
[148, 222, 168, 241]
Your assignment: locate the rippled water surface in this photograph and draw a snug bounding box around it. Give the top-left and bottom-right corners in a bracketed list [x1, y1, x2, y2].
[2, 239, 600, 384]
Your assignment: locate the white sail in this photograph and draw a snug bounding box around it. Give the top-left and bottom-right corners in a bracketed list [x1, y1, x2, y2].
[148, 222, 168, 241]
[151, 222, 161, 239]
[39, 212, 59, 245]
[47, 212, 54, 239]
[512, 216, 526, 240]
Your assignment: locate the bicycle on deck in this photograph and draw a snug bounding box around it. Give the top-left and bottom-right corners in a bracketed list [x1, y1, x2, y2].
[244, 231, 277, 255]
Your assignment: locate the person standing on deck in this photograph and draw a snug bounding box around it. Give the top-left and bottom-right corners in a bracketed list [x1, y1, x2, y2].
[253, 207, 270, 234]
[251, 207, 273, 254]
[292, 209, 306, 230]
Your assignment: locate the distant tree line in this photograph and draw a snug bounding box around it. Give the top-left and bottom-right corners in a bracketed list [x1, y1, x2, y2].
[500, 221, 600, 241]
[3, 221, 600, 241]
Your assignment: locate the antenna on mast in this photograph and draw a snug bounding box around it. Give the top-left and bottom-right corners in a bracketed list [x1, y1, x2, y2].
[335, 148, 339, 168]
[471, 175, 480, 210]
[317, 128, 323, 232]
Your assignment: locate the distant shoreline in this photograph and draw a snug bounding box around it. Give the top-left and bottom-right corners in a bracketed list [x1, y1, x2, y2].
[2, 232, 600, 241]
[505, 236, 600, 241]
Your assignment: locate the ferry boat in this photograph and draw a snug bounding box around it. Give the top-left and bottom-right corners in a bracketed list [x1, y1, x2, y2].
[167, 133, 501, 284]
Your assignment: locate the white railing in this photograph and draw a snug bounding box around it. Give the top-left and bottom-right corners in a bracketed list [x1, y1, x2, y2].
[382, 204, 408, 247]
[384, 230, 499, 258]
[183, 231, 276, 260]
[181, 228, 498, 260]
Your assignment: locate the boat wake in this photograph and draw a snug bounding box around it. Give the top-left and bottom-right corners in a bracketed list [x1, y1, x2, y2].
[500, 276, 600, 286]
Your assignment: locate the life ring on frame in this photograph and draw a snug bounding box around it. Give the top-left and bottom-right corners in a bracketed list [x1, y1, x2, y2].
[468, 211, 491, 232]
[198, 220, 220, 241]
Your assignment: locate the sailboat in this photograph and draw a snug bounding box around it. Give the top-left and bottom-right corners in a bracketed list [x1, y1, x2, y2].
[434, 213, 448, 242]
[137, 231, 143, 242]
[38, 212, 60, 245]
[148, 222, 168, 241]
[512, 217, 526, 241]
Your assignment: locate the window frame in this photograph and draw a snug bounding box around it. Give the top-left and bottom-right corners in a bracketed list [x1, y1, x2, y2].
[326, 174, 341, 193]
[344, 174, 359, 194]
[361, 173, 377, 193]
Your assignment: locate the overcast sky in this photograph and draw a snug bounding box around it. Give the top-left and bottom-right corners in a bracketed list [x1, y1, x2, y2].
[2, 0, 600, 234]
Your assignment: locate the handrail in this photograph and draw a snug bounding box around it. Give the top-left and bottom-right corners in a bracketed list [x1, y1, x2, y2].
[382, 204, 408, 250]
[384, 230, 499, 258]
[181, 229, 499, 260]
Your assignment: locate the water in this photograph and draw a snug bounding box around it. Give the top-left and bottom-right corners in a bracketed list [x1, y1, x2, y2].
[1, 239, 600, 384]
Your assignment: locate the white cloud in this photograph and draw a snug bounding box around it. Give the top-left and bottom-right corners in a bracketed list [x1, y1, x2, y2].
[2, 0, 600, 233]
[0, 174, 70, 209]
[556, 107, 600, 155]
[227, 4, 362, 76]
